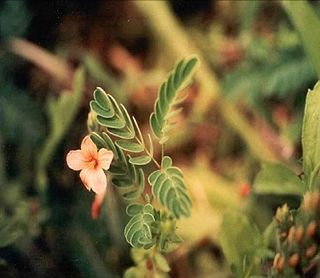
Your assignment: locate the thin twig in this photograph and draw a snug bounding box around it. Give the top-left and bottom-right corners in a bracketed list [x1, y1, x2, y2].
[9, 37, 73, 88]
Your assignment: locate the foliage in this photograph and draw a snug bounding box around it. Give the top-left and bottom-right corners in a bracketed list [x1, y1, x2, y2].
[219, 211, 272, 278]
[148, 156, 192, 218]
[87, 56, 197, 275]
[0, 0, 30, 41]
[282, 0, 320, 78]
[3, 0, 320, 277]
[150, 56, 199, 144]
[90, 87, 154, 166]
[302, 82, 320, 189]
[254, 163, 304, 196]
[222, 35, 316, 109]
[0, 214, 22, 248]
[220, 82, 320, 277]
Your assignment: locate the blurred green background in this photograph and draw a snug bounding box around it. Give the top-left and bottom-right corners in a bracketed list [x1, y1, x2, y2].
[0, 0, 319, 277]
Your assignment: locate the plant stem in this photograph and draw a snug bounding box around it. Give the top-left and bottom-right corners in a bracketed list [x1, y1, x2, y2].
[161, 144, 164, 161]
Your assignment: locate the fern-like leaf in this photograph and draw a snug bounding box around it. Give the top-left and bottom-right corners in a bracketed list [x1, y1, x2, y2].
[150, 56, 199, 144]
[124, 204, 155, 248]
[90, 88, 154, 166]
[148, 156, 192, 218]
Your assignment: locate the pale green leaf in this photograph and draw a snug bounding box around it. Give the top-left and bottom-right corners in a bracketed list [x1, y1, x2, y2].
[149, 165, 191, 218]
[302, 82, 320, 187]
[154, 253, 170, 272]
[124, 204, 156, 248]
[161, 156, 172, 169]
[150, 56, 199, 143]
[254, 162, 304, 196]
[218, 211, 262, 277]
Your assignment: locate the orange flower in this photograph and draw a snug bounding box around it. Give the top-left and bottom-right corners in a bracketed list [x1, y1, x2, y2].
[66, 136, 113, 194]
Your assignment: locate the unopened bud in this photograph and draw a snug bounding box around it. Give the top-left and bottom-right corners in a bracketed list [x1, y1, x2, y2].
[303, 192, 312, 212]
[306, 221, 317, 238]
[273, 253, 285, 273]
[305, 244, 317, 258]
[295, 226, 304, 244]
[87, 111, 98, 132]
[287, 226, 295, 246]
[273, 253, 280, 269]
[312, 191, 319, 210]
[288, 253, 299, 268]
[277, 256, 285, 272]
[275, 204, 289, 223]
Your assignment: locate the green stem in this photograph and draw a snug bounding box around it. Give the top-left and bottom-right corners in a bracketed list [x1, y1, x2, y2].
[161, 144, 164, 162]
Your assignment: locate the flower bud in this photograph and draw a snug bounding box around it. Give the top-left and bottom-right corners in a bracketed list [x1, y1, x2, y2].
[305, 244, 317, 258]
[306, 221, 317, 238]
[288, 253, 299, 268]
[275, 204, 289, 223]
[312, 191, 319, 210]
[273, 253, 285, 273]
[295, 226, 304, 244]
[287, 226, 295, 246]
[87, 111, 98, 132]
[303, 192, 312, 212]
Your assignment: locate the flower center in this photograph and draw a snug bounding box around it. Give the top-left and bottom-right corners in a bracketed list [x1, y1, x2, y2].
[88, 157, 99, 169]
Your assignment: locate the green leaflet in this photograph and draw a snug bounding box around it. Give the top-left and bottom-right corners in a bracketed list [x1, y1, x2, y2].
[302, 82, 320, 188]
[124, 204, 156, 248]
[115, 140, 144, 153]
[148, 158, 191, 218]
[129, 156, 152, 166]
[161, 156, 172, 169]
[126, 204, 144, 216]
[150, 56, 199, 144]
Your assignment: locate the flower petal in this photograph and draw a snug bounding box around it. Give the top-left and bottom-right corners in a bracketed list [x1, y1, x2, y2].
[98, 149, 114, 170]
[79, 168, 92, 191]
[66, 150, 87, 170]
[80, 168, 106, 194]
[81, 136, 98, 158]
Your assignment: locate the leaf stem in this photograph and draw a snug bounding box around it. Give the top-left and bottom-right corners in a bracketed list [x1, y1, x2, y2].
[161, 144, 164, 161]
